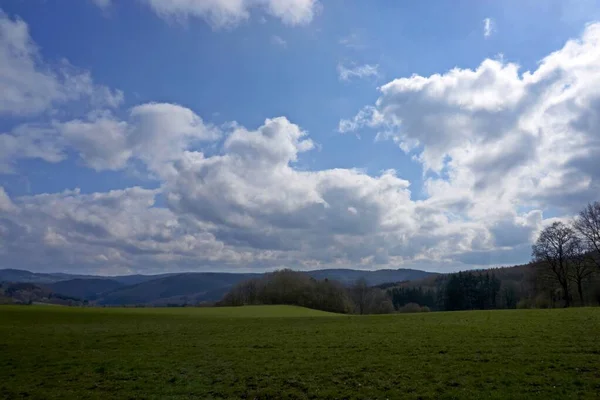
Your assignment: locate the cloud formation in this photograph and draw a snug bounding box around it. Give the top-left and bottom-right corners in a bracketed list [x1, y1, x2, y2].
[483, 17, 494, 38]
[341, 22, 600, 222]
[137, 0, 320, 28]
[90, 0, 111, 10]
[337, 63, 379, 81]
[0, 103, 219, 174]
[2, 10, 600, 274]
[271, 35, 287, 48]
[339, 33, 365, 50]
[0, 11, 122, 116]
[0, 114, 543, 273]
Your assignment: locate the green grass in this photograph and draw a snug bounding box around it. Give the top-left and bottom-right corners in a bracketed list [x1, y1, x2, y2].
[2, 304, 340, 318]
[1, 306, 599, 399]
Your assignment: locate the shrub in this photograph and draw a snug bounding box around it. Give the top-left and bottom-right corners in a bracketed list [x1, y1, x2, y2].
[516, 299, 533, 309]
[399, 303, 423, 313]
[534, 294, 550, 309]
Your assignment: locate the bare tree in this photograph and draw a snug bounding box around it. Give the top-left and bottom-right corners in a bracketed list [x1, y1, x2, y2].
[574, 201, 600, 269]
[532, 222, 578, 307]
[350, 278, 369, 315]
[568, 238, 595, 305]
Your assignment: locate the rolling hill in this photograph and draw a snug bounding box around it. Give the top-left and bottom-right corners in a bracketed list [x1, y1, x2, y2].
[307, 268, 435, 285]
[49, 279, 124, 301]
[0, 269, 98, 284]
[95, 272, 261, 305]
[0, 268, 437, 306]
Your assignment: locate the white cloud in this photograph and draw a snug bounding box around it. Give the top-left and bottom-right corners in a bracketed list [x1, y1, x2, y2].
[0, 112, 535, 273]
[58, 116, 131, 171]
[0, 11, 122, 116]
[483, 17, 494, 38]
[0, 110, 546, 273]
[128, 102, 220, 175]
[0, 103, 220, 174]
[139, 0, 319, 28]
[0, 186, 15, 212]
[91, 0, 111, 10]
[337, 63, 379, 81]
[339, 33, 365, 50]
[0, 186, 230, 274]
[271, 35, 287, 48]
[4, 11, 600, 274]
[342, 22, 600, 231]
[264, 0, 319, 26]
[0, 124, 64, 173]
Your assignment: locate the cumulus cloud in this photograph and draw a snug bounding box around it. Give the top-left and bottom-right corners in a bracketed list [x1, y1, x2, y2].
[128, 103, 221, 175]
[0, 186, 15, 212]
[337, 63, 379, 81]
[0, 124, 64, 173]
[0, 11, 122, 116]
[139, 0, 319, 28]
[0, 186, 233, 274]
[264, 0, 319, 25]
[4, 11, 600, 274]
[0, 114, 532, 273]
[59, 116, 130, 171]
[341, 22, 600, 232]
[0, 103, 219, 174]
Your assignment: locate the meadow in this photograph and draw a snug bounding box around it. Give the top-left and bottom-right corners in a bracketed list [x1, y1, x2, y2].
[1, 305, 599, 399]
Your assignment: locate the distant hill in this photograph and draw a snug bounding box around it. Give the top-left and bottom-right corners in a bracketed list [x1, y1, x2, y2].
[109, 273, 179, 286]
[0, 268, 436, 306]
[0, 282, 83, 306]
[0, 269, 98, 284]
[306, 268, 435, 286]
[0, 269, 177, 286]
[96, 272, 261, 305]
[49, 279, 124, 301]
[378, 264, 534, 292]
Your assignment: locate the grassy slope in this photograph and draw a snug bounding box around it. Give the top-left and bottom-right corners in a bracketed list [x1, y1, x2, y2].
[0, 305, 339, 318]
[1, 306, 599, 399]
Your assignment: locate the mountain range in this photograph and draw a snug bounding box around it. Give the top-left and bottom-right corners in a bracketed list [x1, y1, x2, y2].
[0, 268, 435, 306]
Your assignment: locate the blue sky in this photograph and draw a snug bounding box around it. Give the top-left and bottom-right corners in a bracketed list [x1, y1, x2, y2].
[1, 0, 600, 274]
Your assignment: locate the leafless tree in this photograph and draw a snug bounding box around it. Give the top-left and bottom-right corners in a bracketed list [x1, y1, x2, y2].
[568, 237, 596, 305]
[350, 278, 369, 315]
[532, 222, 578, 307]
[573, 201, 600, 269]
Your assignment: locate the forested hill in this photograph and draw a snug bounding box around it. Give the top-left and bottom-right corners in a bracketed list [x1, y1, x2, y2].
[0, 268, 435, 306]
[381, 262, 600, 311]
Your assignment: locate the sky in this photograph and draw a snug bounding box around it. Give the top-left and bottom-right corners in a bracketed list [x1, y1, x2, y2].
[1, 0, 600, 275]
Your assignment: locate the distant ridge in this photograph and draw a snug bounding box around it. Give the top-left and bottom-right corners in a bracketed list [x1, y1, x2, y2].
[0, 268, 436, 305]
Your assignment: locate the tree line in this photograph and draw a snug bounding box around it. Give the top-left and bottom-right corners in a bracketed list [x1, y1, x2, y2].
[530, 201, 600, 307]
[387, 271, 519, 311]
[221, 201, 600, 313]
[219, 269, 395, 314]
[387, 201, 600, 311]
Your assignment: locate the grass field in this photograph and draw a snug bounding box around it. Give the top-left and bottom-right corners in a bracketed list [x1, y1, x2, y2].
[1, 306, 599, 399]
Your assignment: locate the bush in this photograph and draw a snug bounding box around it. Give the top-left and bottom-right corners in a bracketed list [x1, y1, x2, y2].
[365, 289, 395, 314]
[420, 305, 431, 312]
[534, 294, 550, 309]
[398, 303, 423, 313]
[516, 299, 533, 309]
